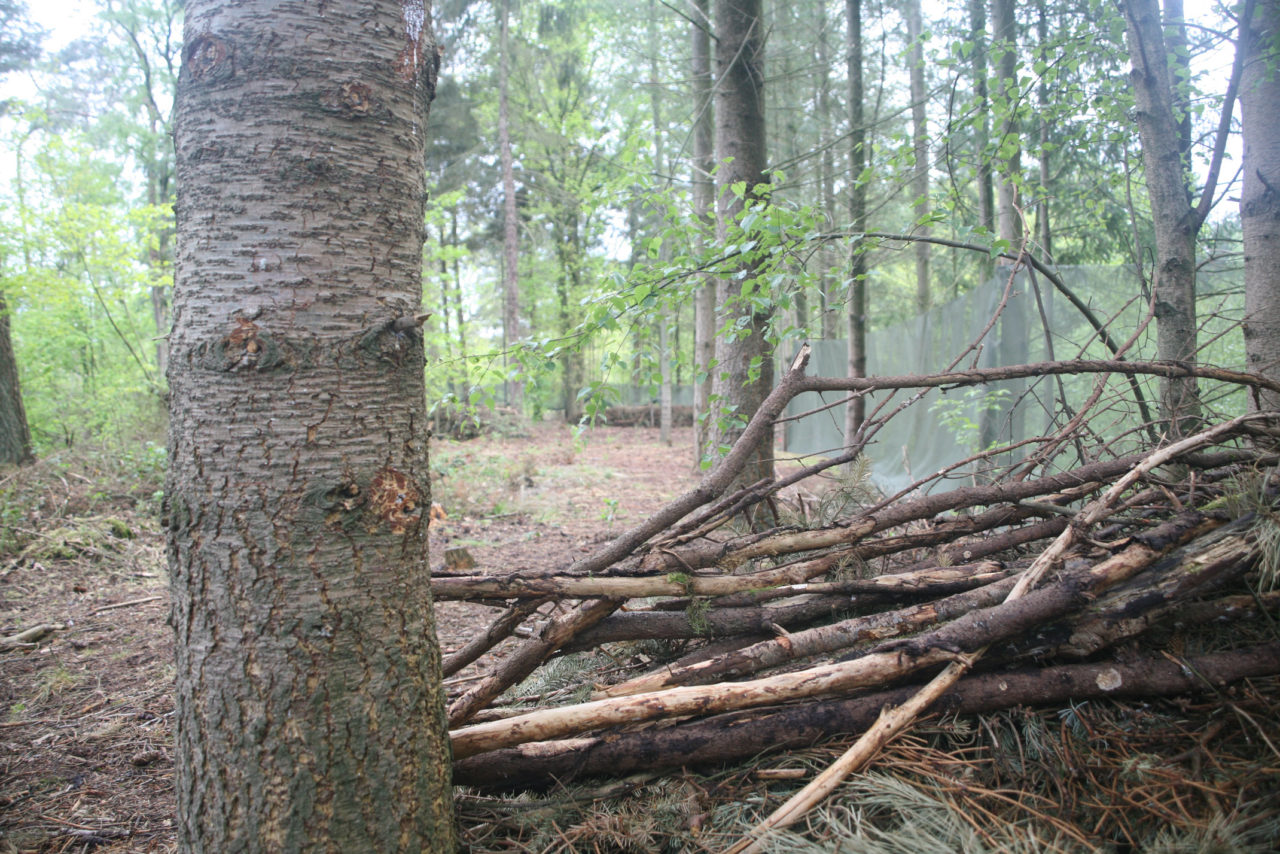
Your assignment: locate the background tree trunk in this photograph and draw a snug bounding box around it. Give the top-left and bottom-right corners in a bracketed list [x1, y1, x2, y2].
[846, 0, 868, 440]
[0, 289, 33, 466]
[649, 1, 673, 445]
[711, 0, 773, 484]
[167, 1, 454, 850]
[1123, 0, 1202, 435]
[1241, 0, 1280, 410]
[499, 0, 524, 413]
[906, 0, 930, 312]
[691, 0, 716, 464]
[970, 0, 996, 284]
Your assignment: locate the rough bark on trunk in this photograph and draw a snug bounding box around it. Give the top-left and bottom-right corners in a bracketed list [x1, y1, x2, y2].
[0, 289, 33, 466]
[1241, 0, 1280, 411]
[499, 0, 524, 412]
[1123, 0, 1201, 435]
[167, 1, 454, 850]
[711, 0, 774, 487]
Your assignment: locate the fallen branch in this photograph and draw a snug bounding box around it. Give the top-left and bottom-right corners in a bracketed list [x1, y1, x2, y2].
[451, 642, 1280, 790]
[89, 595, 163, 614]
[442, 597, 552, 678]
[0, 623, 65, 649]
[450, 509, 1214, 759]
[447, 597, 624, 727]
[727, 414, 1268, 848]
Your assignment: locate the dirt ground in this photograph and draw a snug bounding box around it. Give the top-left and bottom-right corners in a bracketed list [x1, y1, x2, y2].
[0, 423, 699, 853]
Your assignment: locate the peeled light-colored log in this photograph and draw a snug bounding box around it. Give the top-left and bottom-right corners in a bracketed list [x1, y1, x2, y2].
[452, 642, 1280, 790]
[598, 510, 1221, 698]
[595, 567, 1018, 698]
[451, 644, 958, 760]
[452, 509, 1222, 758]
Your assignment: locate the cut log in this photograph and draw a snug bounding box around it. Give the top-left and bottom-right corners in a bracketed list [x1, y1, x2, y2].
[452, 642, 1280, 790]
[597, 511, 1223, 697]
[450, 510, 1222, 757]
[561, 595, 852, 650]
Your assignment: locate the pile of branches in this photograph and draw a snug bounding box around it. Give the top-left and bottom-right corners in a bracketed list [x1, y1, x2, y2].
[600, 403, 696, 428]
[434, 347, 1280, 836]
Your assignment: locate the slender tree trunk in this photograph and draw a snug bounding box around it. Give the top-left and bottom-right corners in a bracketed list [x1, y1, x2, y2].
[817, 5, 838, 340]
[168, 2, 454, 850]
[691, 0, 715, 464]
[1241, 0, 1280, 411]
[711, 0, 773, 485]
[846, 0, 868, 440]
[556, 212, 585, 423]
[993, 0, 1021, 254]
[449, 209, 470, 396]
[499, 0, 524, 412]
[970, 0, 995, 285]
[1123, 0, 1201, 435]
[906, 0, 930, 312]
[1035, 0, 1053, 262]
[649, 0, 673, 444]
[978, 0, 1030, 461]
[0, 289, 33, 466]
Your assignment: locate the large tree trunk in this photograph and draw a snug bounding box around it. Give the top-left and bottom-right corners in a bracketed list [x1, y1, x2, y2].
[0, 289, 33, 466]
[711, 0, 773, 485]
[167, 2, 454, 850]
[845, 0, 868, 439]
[1241, 0, 1280, 411]
[691, 0, 716, 464]
[499, 0, 524, 412]
[1123, 0, 1201, 435]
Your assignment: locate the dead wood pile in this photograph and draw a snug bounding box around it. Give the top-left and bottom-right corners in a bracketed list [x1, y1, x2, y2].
[600, 404, 696, 427]
[436, 347, 1280, 815]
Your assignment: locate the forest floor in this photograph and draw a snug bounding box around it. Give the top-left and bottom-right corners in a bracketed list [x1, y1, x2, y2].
[2, 422, 1279, 852]
[0, 422, 701, 853]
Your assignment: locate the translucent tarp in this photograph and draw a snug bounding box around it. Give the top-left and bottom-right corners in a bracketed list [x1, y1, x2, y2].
[782, 264, 1246, 495]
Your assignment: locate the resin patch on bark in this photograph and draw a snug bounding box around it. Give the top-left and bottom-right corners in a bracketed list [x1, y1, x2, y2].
[368, 467, 422, 535]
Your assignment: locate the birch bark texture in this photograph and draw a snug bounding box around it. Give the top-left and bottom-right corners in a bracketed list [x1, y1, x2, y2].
[167, 1, 454, 850]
